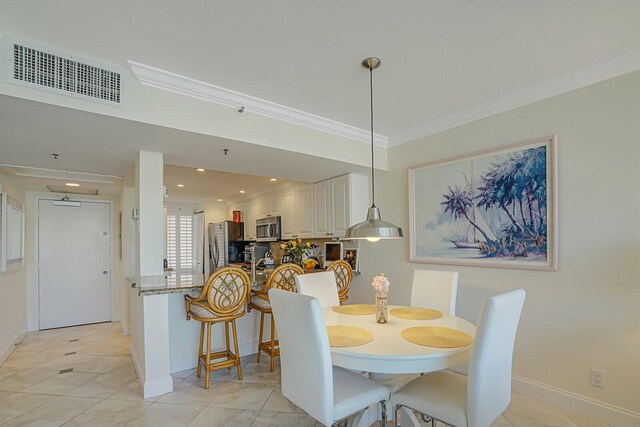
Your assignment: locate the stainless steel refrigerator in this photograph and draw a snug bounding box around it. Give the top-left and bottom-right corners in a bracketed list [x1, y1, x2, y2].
[209, 221, 245, 272]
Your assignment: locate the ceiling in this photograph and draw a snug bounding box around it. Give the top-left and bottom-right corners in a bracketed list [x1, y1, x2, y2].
[1, 0, 638, 138]
[163, 164, 299, 203]
[1, 1, 639, 202]
[0, 95, 368, 200]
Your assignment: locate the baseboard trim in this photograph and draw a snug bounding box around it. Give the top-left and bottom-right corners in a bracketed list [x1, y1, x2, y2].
[128, 342, 145, 384]
[0, 331, 26, 365]
[170, 341, 258, 374]
[142, 376, 173, 399]
[129, 342, 173, 398]
[512, 375, 640, 427]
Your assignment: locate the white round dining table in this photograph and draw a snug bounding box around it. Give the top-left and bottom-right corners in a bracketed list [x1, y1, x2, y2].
[323, 305, 476, 427]
[323, 305, 476, 374]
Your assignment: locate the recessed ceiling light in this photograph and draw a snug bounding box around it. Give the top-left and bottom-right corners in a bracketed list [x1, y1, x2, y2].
[270, 178, 277, 182]
[177, 184, 185, 188]
[239, 190, 245, 194]
[65, 182, 80, 187]
[196, 168, 205, 172]
[217, 199, 223, 202]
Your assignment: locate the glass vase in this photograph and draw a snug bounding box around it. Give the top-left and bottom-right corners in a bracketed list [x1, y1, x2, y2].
[375, 292, 388, 324]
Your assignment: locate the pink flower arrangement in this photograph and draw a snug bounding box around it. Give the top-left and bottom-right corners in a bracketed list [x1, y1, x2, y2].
[371, 273, 390, 295]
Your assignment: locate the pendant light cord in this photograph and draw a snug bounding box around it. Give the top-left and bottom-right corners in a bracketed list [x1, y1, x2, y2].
[369, 66, 376, 208]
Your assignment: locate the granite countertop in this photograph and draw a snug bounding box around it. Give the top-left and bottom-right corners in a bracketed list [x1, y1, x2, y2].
[128, 273, 207, 296]
[129, 264, 359, 297]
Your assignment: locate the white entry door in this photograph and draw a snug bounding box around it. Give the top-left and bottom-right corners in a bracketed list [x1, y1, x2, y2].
[38, 199, 111, 329]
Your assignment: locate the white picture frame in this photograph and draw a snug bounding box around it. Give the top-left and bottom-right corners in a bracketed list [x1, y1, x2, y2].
[408, 135, 558, 271]
[1, 193, 25, 272]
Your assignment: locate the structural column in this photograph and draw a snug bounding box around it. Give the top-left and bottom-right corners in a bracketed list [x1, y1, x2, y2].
[130, 150, 173, 398]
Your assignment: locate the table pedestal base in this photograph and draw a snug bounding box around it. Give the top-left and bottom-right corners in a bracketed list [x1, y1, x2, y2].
[352, 405, 421, 427]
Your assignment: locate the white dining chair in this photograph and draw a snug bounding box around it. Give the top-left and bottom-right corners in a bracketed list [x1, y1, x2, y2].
[393, 288, 526, 427]
[296, 271, 341, 308]
[269, 289, 390, 427]
[369, 269, 460, 400]
[411, 269, 459, 315]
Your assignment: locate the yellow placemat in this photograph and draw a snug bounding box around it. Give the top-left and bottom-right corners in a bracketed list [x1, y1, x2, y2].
[332, 304, 376, 315]
[401, 326, 473, 348]
[390, 307, 443, 320]
[327, 326, 374, 347]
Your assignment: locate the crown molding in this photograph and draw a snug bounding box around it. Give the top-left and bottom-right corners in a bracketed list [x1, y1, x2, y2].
[128, 60, 388, 148]
[389, 49, 640, 147]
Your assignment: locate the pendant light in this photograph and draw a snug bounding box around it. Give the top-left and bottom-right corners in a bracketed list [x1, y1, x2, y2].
[344, 57, 403, 242]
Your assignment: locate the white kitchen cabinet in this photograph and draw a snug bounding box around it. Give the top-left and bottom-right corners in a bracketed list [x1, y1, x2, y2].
[295, 185, 313, 238]
[280, 191, 296, 240]
[312, 174, 369, 238]
[259, 194, 281, 218]
[313, 179, 331, 237]
[243, 200, 260, 240]
[281, 185, 314, 240]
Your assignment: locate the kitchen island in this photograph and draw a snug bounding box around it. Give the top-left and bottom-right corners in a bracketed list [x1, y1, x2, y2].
[129, 271, 271, 398]
[129, 265, 356, 398]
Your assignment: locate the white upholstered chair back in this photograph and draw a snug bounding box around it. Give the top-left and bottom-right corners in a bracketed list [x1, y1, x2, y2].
[411, 269, 459, 315]
[467, 288, 526, 427]
[269, 289, 334, 426]
[296, 272, 340, 308]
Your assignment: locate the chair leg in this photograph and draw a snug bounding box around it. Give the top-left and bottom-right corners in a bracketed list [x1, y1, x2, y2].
[225, 321, 231, 370]
[231, 319, 242, 380]
[257, 311, 264, 363]
[380, 400, 387, 426]
[196, 322, 204, 378]
[204, 322, 211, 389]
[269, 314, 276, 372]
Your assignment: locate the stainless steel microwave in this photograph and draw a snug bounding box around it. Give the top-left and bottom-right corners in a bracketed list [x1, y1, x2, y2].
[256, 216, 281, 242]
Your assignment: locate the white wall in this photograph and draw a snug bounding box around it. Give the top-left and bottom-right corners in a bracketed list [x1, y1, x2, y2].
[350, 71, 640, 419]
[0, 170, 27, 363]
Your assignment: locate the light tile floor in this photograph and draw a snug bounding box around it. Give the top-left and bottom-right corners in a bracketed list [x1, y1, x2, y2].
[0, 322, 609, 427]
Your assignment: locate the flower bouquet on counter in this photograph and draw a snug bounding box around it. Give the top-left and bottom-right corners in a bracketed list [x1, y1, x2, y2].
[372, 273, 390, 324]
[280, 238, 318, 267]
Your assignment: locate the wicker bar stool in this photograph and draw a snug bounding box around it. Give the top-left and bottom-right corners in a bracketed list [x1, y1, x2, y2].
[327, 260, 353, 304]
[248, 263, 304, 372]
[184, 267, 250, 389]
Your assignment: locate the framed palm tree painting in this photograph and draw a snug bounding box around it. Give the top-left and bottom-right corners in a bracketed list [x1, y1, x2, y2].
[408, 135, 557, 271]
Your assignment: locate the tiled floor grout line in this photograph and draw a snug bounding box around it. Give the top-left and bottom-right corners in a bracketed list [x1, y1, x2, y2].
[58, 397, 105, 427]
[2, 323, 611, 427]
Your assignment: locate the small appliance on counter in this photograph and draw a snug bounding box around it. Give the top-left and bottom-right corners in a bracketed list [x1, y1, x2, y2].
[244, 243, 269, 264]
[323, 241, 343, 267]
[263, 251, 275, 267]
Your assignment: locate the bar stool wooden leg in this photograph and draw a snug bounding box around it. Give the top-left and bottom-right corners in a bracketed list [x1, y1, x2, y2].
[257, 311, 264, 363]
[231, 319, 242, 380]
[225, 322, 231, 369]
[269, 314, 276, 372]
[205, 322, 212, 389]
[196, 322, 204, 378]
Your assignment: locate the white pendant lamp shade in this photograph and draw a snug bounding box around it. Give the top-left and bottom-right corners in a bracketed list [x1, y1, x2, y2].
[345, 57, 403, 242]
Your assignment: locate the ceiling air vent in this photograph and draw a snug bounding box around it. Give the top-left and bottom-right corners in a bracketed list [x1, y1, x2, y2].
[6, 34, 123, 106]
